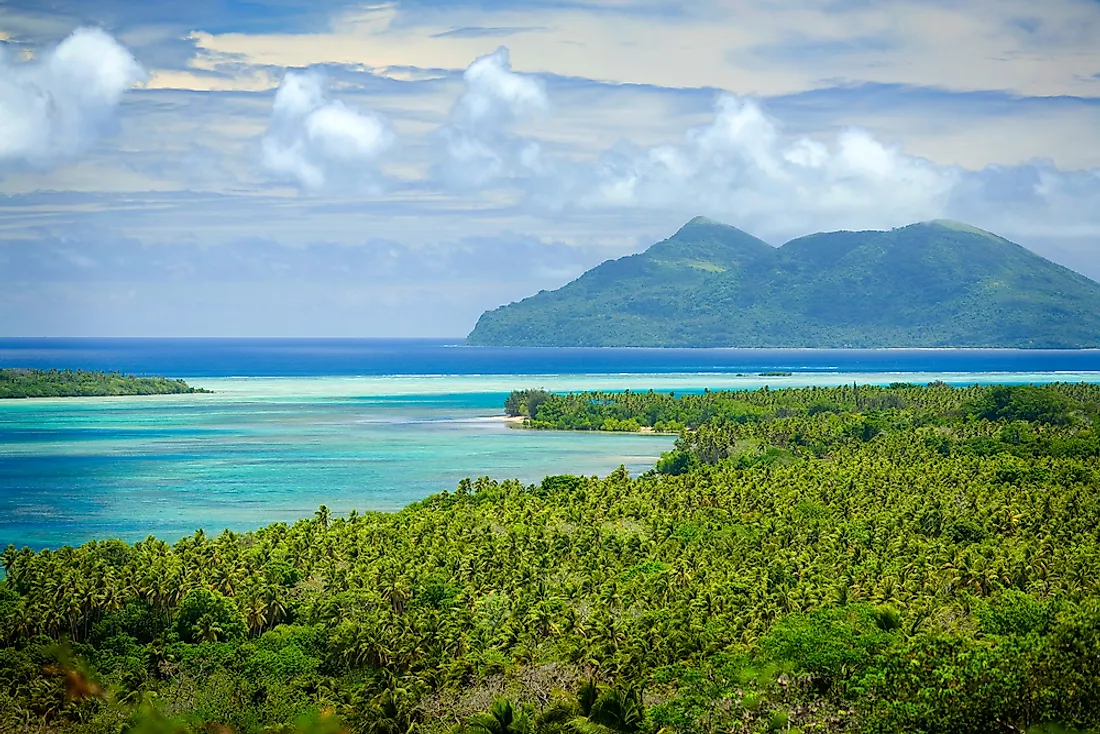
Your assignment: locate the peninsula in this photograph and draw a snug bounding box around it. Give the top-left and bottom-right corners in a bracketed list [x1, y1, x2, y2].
[0, 368, 208, 398]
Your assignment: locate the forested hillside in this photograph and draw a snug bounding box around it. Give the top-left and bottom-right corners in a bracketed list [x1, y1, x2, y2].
[2, 383, 1100, 733]
[467, 218, 1100, 347]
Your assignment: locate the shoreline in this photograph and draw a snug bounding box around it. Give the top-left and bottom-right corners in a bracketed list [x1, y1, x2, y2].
[504, 416, 677, 435]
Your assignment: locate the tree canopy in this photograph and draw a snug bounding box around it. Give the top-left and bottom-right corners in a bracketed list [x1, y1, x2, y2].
[0, 369, 208, 399]
[467, 218, 1100, 347]
[2, 382, 1100, 732]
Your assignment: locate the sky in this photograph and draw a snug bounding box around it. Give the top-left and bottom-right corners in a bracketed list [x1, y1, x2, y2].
[1, 0, 1099, 337]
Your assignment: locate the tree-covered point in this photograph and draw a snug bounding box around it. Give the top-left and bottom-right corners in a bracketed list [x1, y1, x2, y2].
[506, 381, 1098, 434]
[3, 382, 1100, 733]
[0, 369, 209, 399]
[504, 389, 551, 420]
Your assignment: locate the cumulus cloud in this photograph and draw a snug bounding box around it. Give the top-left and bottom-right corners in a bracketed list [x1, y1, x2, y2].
[262, 71, 394, 190]
[428, 54, 964, 235]
[0, 28, 145, 167]
[452, 47, 547, 127]
[248, 47, 1097, 247]
[438, 47, 548, 187]
[433, 80, 1099, 246]
[577, 95, 958, 238]
[251, 47, 1098, 254]
[562, 94, 1100, 245]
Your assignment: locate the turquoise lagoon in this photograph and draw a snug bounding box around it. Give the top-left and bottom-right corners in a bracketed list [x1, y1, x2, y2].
[3, 371, 1100, 550]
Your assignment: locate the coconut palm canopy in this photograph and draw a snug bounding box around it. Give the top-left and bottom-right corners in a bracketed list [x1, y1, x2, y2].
[3, 381, 1100, 731]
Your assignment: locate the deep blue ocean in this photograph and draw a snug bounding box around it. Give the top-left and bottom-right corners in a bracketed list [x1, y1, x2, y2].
[3, 337, 1100, 376]
[3, 339, 1100, 551]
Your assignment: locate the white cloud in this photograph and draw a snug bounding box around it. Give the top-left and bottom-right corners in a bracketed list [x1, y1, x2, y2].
[261, 71, 394, 190]
[563, 92, 1100, 246]
[577, 94, 958, 238]
[580, 94, 959, 236]
[452, 47, 547, 127]
[243, 48, 1100, 255]
[438, 48, 548, 187]
[0, 28, 145, 167]
[429, 78, 1098, 246]
[565, 97, 1100, 250]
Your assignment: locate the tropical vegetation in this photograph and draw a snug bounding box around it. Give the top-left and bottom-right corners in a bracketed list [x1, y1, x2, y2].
[2, 382, 1100, 733]
[466, 217, 1100, 347]
[0, 369, 207, 399]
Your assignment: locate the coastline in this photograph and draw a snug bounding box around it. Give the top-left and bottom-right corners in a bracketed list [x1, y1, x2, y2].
[504, 417, 678, 435]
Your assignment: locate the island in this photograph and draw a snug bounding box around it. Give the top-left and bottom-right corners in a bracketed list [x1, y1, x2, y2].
[3, 380, 1099, 733]
[467, 217, 1100, 347]
[0, 368, 209, 398]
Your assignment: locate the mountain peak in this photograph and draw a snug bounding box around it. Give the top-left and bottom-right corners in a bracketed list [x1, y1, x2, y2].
[650, 216, 776, 269]
[468, 219, 1100, 348]
[676, 215, 731, 233]
[919, 219, 1004, 241]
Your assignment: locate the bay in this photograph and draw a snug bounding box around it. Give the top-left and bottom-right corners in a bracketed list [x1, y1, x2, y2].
[2, 338, 1100, 551]
[0, 382, 672, 551]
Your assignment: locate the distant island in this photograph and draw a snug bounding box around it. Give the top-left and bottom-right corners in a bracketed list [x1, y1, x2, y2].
[0, 368, 209, 399]
[467, 217, 1100, 348]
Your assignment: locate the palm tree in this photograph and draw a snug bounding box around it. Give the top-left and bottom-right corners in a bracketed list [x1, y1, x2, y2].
[567, 681, 646, 734]
[466, 698, 533, 734]
[245, 596, 268, 636]
[2, 545, 17, 577]
[316, 505, 332, 531]
[532, 681, 648, 734]
[358, 686, 418, 734]
[194, 613, 224, 643]
[264, 584, 288, 627]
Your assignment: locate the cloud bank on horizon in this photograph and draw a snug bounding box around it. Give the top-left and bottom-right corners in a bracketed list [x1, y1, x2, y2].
[1, 0, 1099, 335]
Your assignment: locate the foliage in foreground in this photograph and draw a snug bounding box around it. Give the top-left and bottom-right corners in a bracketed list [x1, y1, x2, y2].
[2, 383, 1100, 733]
[0, 369, 208, 399]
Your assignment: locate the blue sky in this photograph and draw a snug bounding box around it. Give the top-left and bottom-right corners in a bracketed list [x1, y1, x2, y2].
[1, 0, 1099, 336]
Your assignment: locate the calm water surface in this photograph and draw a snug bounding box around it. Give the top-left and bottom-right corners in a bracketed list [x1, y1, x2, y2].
[4, 337, 1100, 376]
[2, 339, 1100, 550]
[0, 382, 673, 550]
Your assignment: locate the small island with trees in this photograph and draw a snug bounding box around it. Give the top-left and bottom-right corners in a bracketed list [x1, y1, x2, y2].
[0, 368, 209, 399]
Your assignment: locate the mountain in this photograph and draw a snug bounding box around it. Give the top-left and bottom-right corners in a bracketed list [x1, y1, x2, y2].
[466, 217, 1100, 347]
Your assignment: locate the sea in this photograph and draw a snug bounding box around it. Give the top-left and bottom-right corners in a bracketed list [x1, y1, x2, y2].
[2, 338, 1100, 551]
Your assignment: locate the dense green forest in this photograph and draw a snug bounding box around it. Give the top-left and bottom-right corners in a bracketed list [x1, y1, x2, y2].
[505, 381, 1094, 433]
[3, 382, 1100, 733]
[0, 369, 207, 399]
[467, 217, 1100, 347]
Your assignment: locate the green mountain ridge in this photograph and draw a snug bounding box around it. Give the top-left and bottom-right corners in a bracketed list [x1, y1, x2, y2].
[466, 217, 1100, 347]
